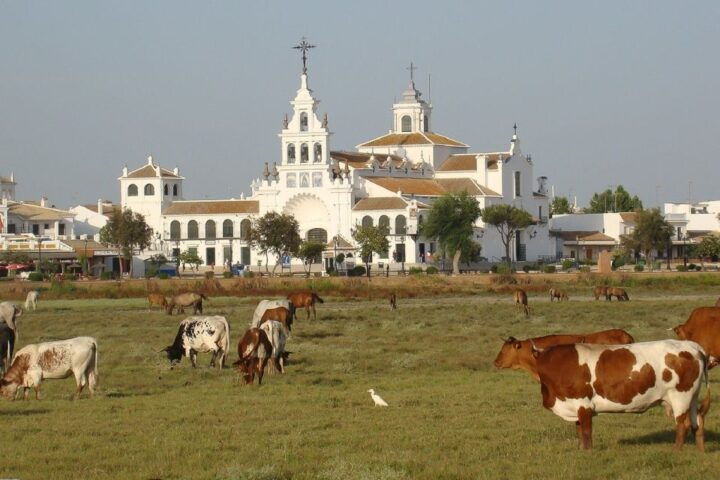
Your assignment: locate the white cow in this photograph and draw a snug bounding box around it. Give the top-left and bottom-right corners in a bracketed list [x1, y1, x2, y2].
[0, 301, 21, 332]
[162, 316, 230, 369]
[251, 299, 294, 328]
[0, 336, 98, 400]
[260, 320, 288, 373]
[24, 290, 39, 311]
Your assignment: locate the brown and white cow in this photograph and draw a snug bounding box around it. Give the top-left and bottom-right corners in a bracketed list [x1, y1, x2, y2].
[533, 340, 710, 450]
[672, 307, 720, 368]
[494, 329, 635, 380]
[233, 328, 274, 385]
[0, 336, 98, 400]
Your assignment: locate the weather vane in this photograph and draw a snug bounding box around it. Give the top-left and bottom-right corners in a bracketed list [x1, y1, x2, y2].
[293, 37, 315, 74]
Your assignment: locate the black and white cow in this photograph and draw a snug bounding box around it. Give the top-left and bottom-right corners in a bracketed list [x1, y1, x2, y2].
[162, 316, 230, 369]
[0, 322, 16, 374]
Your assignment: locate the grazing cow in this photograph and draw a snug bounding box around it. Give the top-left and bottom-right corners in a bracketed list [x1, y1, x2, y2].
[0, 301, 21, 332]
[533, 340, 710, 450]
[148, 293, 168, 310]
[287, 292, 324, 321]
[24, 290, 39, 311]
[0, 323, 16, 374]
[166, 292, 206, 315]
[0, 336, 98, 400]
[592, 286, 608, 300]
[513, 289, 529, 317]
[494, 329, 635, 381]
[715, 297, 720, 308]
[162, 316, 230, 369]
[549, 288, 569, 302]
[233, 328, 273, 385]
[259, 320, 288, 374]
[259, 307, 293, 333]
[606, 287, 629, 301]
[389, 293, 397, 310]
[672, 307, 720, 368]
[250, 299, 295, 329]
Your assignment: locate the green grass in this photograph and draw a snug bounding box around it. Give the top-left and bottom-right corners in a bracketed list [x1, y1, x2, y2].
[2, 293, 720, 479]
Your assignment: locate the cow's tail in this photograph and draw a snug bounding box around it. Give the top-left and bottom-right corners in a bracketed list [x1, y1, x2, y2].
[223, 319, 230, 366]
[89, 340, 99, 390]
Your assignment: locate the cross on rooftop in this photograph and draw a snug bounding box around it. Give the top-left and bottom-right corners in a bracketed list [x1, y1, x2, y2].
[292, 37, 315, 74]
[407, 61, 417, 83]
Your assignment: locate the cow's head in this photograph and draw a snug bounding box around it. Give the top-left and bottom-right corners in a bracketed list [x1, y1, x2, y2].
[672, 325, 687, 339]
[282, 351, 292, 366]
[0, 378, 19, 400]
[235, 358, 255, 384]
[494, 337, 524, 368]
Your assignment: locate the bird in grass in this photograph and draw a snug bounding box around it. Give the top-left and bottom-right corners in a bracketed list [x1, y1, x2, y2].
[367, 389, 389, 407]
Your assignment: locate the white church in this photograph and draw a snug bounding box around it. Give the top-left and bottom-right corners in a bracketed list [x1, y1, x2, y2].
[116, 43, 555, 273]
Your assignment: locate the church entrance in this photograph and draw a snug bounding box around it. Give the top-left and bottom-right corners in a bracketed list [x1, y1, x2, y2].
[206, 247, 216, 266]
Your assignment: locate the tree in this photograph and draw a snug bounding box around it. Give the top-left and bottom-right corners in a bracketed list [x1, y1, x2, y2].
[694, 235, 720, 269]
[588, 185, 643, 213]
[147, 253, 168, 277]
[480, 204, 533, 265]
[297, 241, 326, 277]
[352, 224, 390, 278]
[620, 208, 673, 269]
[99, 209, 153, 277]
[250, 212, 301, 275]
[550, 196, 572, 216]
[179, 250, 202, 272]
[420, 192, 482, 275]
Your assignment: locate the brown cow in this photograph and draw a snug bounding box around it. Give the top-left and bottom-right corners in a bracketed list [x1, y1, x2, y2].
[673, 307, 720, 368]
[260, 306, 293, 332]
[593, 286, 608, 300]
[287, 292, 324, 321]
[513, 289, 529, 317]
[606, 287, 629, 301]
[549, 288, 569, 302]
[389, 293, 397, 310]
[148, 293, 168, 310]
[494, 329, 635, 380]
[233, 328, 274, 385]
[166, 292, 207, 315]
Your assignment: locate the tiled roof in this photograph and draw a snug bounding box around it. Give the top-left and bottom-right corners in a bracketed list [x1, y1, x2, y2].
[83, 203, 122, 218]
[437, 154, 477, 171]
[327, 235, 355, 250]
[163, 200, 259, 215]
[619, 212, 637, 223]
[352, 197, 408, 211]
[553, 230, 616, 242]
[330, 151, 404, 168]
[365, 177, 500, 197]
[126, 164, 179, 178]
[436, 178, 501, 197]
[7, 201, 75, 221]
[358, 132, 468, 148]
[64, 239, 118, 256]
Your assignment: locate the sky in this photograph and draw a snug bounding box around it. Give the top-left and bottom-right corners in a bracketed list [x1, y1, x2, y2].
[1, 1, 718, 209]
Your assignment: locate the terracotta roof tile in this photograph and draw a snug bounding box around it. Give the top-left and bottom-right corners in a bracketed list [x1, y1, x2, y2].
[163, 200, 259, 215]
[553, 230, 616, 242]
[83, 203, 122, 218]
[352, 197, 408, 211]
[365, 177, 500, 197]
[126, 164, 179, 178]
[7, 201, 75, 221]
[437, 154, 477, 171]
[436, 178, 501, 197]
[619, 212, 637, 223]
[358, 132, 467, 148]
[330, 151, 403, 168]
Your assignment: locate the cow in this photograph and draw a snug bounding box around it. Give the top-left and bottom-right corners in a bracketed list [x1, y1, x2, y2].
[549, 288, 569, 302]
[513, 289, 529, 317]
[259, 320, 288, 374]
[533, 340, 710, 450]
[0, 301, 22, 332]
[161, 316, 230, 369]
[606, 287, 629, 301]
[389, 293, 397, 310]
[258, 307, 293, 333]
[148, 293, 168, 310]
[250, 299, 295, 330]
[166, 292, 207, 315]
[494, 329, 635, 381]
[287, 292, 324, 321]
[233, 328, 273, 385]
[0, 336, 98, 400]
[672, 307, 720, 368]
[0, 323, 16, 374]
[24, 290, 39, 311]
[592, 286, 608, 300]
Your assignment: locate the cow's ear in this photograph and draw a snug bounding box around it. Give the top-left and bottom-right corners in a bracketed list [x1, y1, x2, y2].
[513, 342, 521, 350]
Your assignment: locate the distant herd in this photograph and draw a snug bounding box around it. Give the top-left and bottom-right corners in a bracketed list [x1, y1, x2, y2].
[2, 284, 720, 453]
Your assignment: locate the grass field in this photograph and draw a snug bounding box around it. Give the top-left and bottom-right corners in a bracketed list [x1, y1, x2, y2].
[2, 291, 720, 479]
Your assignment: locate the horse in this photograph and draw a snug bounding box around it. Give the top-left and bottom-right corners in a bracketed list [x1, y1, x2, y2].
[287, 292, 324, 321]
[513, 289, 529, 317]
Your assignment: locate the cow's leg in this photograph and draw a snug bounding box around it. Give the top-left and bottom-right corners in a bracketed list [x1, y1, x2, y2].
[305, 306, 311, 321]
[675, 411, 691, 449]
[257, 359, 267, 385]
[33, 384, 41, 400]
[23, 387, 29, 401]
[209, 349, 218, 368]
[577, 407, 593, 449]
[312, 303, 317, 321]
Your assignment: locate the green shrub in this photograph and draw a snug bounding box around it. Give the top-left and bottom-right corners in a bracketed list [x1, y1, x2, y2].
[245, 271, 255, 278]
[348, 265, 367, 277]
[612, 257, 626, 269]
[426, 266, 439, 275]
[496, 264, 513, 275]
[100, 271, 114, 280]
[562, 259, 574, 271]
[634, 264, 644, 272]
[676, 265, 687, 272]
[695, 265, 703, 271]
[65, 274, 77, 281]
[579, 266, 591, 273]
[222, 271, 233, 279]
[689, 263, 697, 270]
[490, 265, 498, 274]
[408, 267, 424, 275]
[522, 265, 531, 273]
[145, 267, 158, 278]
[204, 271, 214, 279]
[159, 273, 171, 280]
[27, 272, 44, 282]
[544, 265, 557, 274]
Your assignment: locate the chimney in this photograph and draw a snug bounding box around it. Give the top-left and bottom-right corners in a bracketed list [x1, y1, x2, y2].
[173, 167, 179, 175]
[122, 165, 128, 176]
[40, 196, 48, 207]
[97, 199, 103, 215]
[10, 172, 14, 182]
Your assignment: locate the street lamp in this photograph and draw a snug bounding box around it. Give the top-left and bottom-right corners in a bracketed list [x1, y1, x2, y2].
[84, 238, 89, 276]
[400, 235, 406, 274]
[683, 233, 689, 268]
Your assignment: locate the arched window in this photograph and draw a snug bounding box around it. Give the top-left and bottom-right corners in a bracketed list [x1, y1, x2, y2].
[300, 173, 309, 188]
[401, 115, 412, 132]
[300, 143, 309, 163]
[307, 228, 328, 244]
[313, 143, 322, 163]
[240, 219, 251, 241]
[144, 184, 155, 196]
[379, 215, 390, 233]
[223, 219, 233, 238]
[395, 215, 407, 234]
[188, 220, 199, 239]
[286, 173, 296, 188]
[312, 172, 322, 187]
[423, 115, 429, 132]
[170, 221, 181, 240]
[287, 144, 296, 164]
[300, 112, 308, 131]
[173, 184, 178, 196]
[362, 215, 373, 228]
[164, 184, 169, 196]
[127, 184, 138, 197]
[205, 220, 216, 239]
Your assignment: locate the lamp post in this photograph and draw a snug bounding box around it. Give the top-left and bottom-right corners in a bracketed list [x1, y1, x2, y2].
[36, 237, 44, 274]
[84, 238, 89, 275]
[683, 234, 689, 268]
[400, 235, 406, 275]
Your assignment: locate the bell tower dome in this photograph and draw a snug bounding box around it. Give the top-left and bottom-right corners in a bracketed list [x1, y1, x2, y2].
[392, 62, 432, 133]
